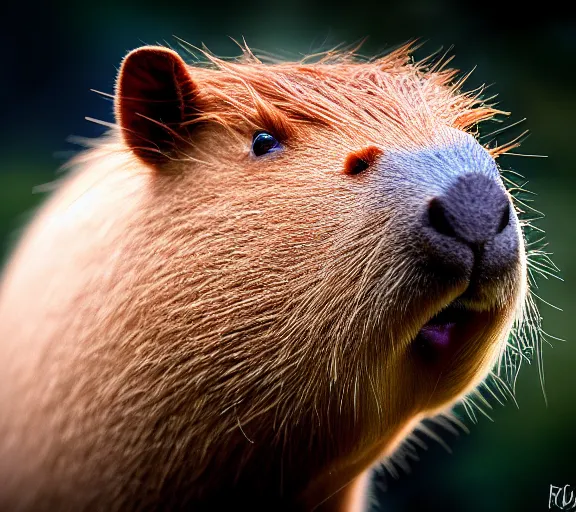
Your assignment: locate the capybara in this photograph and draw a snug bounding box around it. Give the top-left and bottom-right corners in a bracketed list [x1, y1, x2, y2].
[0, 42, 535, 511]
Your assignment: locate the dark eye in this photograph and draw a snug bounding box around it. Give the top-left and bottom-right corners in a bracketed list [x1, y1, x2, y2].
[252, 131, 281, 156]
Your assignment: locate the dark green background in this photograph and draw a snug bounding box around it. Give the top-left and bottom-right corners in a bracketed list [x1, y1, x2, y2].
[2, 2, 574, 510]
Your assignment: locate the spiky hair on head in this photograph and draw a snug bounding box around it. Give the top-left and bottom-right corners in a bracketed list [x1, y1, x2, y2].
[159, 39, 519, 158]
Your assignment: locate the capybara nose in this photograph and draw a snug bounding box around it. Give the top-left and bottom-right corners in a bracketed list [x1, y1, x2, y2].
[428, 173, 510, 244]
[425, 173, 518, 278]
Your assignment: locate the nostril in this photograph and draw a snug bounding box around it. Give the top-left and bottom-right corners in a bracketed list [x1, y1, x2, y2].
[497, 202, 511, 234]
[428, 198, 457, 238]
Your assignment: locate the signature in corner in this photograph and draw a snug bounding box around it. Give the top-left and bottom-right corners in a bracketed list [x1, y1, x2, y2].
[550, 485, 576, 510]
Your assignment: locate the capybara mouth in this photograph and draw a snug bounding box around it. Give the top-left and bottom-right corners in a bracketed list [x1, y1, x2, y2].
[413, 299, 492, 362]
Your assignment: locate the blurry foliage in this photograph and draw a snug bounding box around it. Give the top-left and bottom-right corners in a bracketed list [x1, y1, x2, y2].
[1, 1, 574, 510]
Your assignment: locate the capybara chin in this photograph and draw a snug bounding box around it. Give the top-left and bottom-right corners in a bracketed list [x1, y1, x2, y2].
[0, 42, 531, 511]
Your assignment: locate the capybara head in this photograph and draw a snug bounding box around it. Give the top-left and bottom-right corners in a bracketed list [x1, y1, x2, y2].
[0, 42, 537, 510]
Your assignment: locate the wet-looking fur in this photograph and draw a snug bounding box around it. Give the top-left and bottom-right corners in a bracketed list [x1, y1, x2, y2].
[0, 41, 547, 511]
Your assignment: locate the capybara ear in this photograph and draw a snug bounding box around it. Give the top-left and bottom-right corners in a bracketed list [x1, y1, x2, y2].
[115, 46, 199, 166]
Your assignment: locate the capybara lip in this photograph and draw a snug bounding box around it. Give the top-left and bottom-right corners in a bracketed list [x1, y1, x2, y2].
[413, 299, 491, 362]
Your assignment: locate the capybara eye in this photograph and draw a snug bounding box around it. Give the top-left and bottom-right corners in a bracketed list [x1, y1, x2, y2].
[252, 131, 281, 156]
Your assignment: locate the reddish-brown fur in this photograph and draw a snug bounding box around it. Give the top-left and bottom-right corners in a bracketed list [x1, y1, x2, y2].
[0, 42, 527, 511]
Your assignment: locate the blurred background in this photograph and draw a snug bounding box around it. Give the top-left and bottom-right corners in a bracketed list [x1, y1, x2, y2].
[2, 1, 574, 510]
